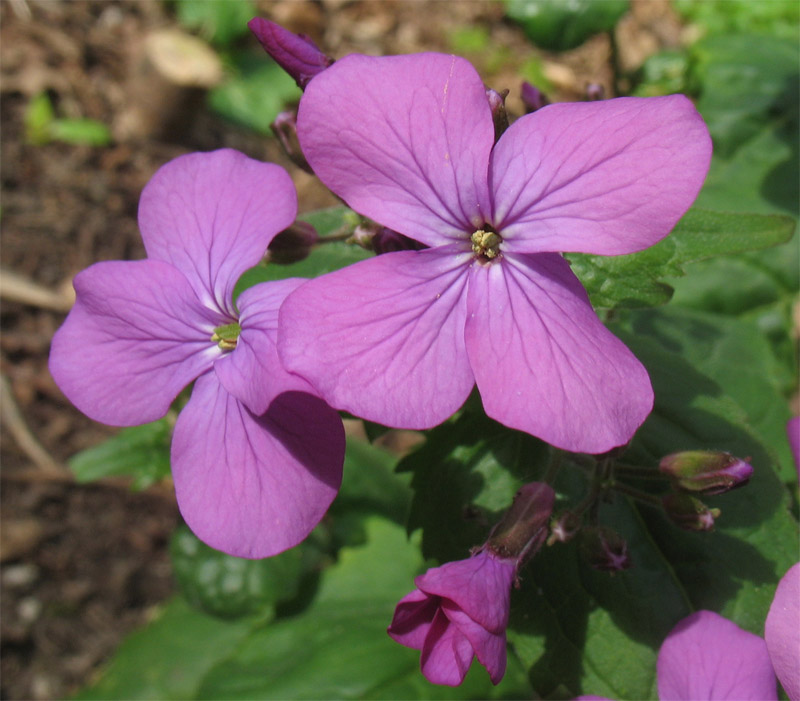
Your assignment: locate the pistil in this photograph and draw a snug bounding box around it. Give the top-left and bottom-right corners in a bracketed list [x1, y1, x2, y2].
[211, 321, 241, 351]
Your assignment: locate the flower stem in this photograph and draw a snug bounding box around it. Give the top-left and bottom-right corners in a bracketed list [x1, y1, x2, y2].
[609, 481, 662, 508]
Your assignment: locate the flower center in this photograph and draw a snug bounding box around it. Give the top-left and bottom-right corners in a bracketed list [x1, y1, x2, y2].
[211, 321, 241, 351]
[471, 227, 502, 262]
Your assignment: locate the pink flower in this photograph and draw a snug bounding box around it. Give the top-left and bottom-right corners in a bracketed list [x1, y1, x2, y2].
[49, 149, 345, 558]
[388, 549, 514, 686]
[278, 53, 711, 453]
[765, 562, 800, 700]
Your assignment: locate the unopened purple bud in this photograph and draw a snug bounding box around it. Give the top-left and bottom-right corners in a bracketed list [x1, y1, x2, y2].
[580, 526, 631, 573]
[547, 510, 581, 545]
[371, 227, 426, 255]
[272, 111, 312, 173]
[248, 18, 333, 89]
[520, 81, 549, 113]
[586, 83, 605, 101]
[266, 221, 318, 264]
[659, 451, 753, 496]
[487, 482, 555, 564]
[486, 87, 509, 141]
[662, 493, 720, 532]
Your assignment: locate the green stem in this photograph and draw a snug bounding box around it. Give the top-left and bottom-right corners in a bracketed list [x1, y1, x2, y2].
[542, 449, 564, 483]
[610, 481, 662, 508]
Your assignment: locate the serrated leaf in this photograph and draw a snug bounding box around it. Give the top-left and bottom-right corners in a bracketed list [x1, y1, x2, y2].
[69, 419, 171, 489]
[505, 0, 628, 51]
[170, 525, 319, 620]
[196, 518, 532, 699]
[568, 208, 795, 309]
[209, 54, 301, 134]
[73, 597, 256, 700]
[400, 411, 549, 561]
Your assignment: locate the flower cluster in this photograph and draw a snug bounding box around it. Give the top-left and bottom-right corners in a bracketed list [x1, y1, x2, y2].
[49, 16, 735, 692]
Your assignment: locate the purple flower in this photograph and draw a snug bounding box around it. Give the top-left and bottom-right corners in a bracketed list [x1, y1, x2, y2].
[765, 562, 800, 700]
[278, 53, 712, 453]
[49, 149, 345, 559]
[388, 550, 514, 686]
[787, 416, 800, 477]
[659, 450, 753, 495]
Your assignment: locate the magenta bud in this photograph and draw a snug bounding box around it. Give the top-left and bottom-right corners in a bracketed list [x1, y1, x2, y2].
[248, 18, 333, 89]
[586, 83, 605, 101]
[266, 221, 318, 264]
[487, 482, 555, 564]
[272, 110, 312, 173]
[580, 526, 631, 573]
[547, 510, 581, 545]
[659, 451, 753, 496]
[370, 226, 426, 255]
[662, 493, 720, 532]
[486, 87, 510, 141]
[520, 81, 549, 113]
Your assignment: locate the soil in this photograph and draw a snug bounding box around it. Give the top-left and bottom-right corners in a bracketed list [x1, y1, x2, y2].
[0, 1, 681, 698]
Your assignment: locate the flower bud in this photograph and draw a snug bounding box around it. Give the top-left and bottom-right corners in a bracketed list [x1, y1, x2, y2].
[486, 87, 509, 142]
[586, 83, 605, 101]
[272, 111, 312, 174]
[248, 18, 333, 89]
[266, 221, 318, 264]
[547, 510, 581, 545]
[487, 482, 555, 563]
[369, 226, 426, 255]
[659, 451, 753, 496]
[662, 493, 720, 531]
[580, 526, 631, 573]
[521, 81, 549, 113]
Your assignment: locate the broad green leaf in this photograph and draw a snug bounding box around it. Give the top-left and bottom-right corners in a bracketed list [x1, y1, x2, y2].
[505, 0, 628, 51]
[400, 411, 549, 561]
[197, 518, 533, 699]
[675, 0, 800, 41]
[299, 205, 360, 239]
[176, 0, 255, 46]
[209, 54, 300, 134]
[74, 597, 256, 700]
[49, 119, 111, 146]
[69, 419, 171, 489]
[171, 525, 320, 619]
[568, 208, 795, 309]
[234, 240, 373, 297]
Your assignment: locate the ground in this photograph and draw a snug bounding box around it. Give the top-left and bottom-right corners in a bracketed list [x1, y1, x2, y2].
[0, 1, 679, 698]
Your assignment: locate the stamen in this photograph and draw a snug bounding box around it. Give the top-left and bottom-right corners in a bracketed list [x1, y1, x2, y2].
[471, 228, 502, 261]
[211, 321, 241, 351]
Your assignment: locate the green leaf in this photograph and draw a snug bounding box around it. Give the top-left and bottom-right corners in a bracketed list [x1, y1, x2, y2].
[69, 419, 171, 489]
[170, 525, 320, 620]
[298, 205, 360, 239]
[175, 0, 255, 46]
[73, 597, 256, 700]
[209, 54, 301, 134]
[505, 0, 628, 51]
[234, 240, 373, 298]
[400, 411, 549, 561]
[24, 92, 55, 145]
[631, 50, 691, 97]
[675, 0, 800, 41]
[197, 518, 532, 699]
[568, 208, 795, 309]
[49, 118, 111, 146]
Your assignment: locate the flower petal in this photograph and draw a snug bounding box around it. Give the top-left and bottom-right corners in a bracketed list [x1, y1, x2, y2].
[297, 53, 494, 246]
[465, 253, 653, 453]
[171, 373, 344, 558]
[49, 260, 223, 426]
[657, 610, 777, 700]
[491, 96, 711, 255]
[278, 248, 475, 429]
[441, 602, 507, 685]
[138, 149, 297, 316]
[387, 589, 439, 650]
[765, 563, 800, 701]
[214, 278, 309, 415]
[420, 609, 475, 687]
[415, 551, 514, 633]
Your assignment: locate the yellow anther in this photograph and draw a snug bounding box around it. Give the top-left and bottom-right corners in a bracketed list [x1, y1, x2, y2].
[471, 229, 502, 260]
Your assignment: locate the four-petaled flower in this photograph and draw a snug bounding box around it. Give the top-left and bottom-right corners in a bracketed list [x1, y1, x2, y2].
[278, 53, 712, 453]
[49, 149, 345, 559]
[388, 549, 515, 686]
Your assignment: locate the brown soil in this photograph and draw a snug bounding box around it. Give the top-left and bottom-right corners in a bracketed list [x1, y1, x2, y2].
[0, 1, 678, 698]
